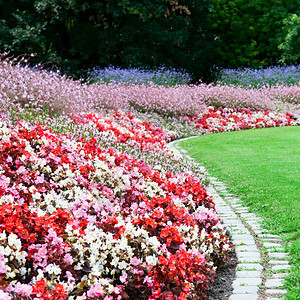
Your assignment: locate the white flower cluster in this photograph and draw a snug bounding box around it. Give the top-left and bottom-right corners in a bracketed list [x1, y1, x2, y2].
[0, 232, 27, 279]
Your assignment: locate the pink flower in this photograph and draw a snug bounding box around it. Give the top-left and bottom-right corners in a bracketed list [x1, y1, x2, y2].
[16, 166, 26, 175]
[35, 175, 44, 184]
[87, 283, 104, 297]
[65, 271, 75, 281]
[119, 271, 128, 283]
[130, 256, 140, 266]
[13, 282, 33, 297]
[64, 253, 74, 265]
[143, 275, 154, 287]
[0, 260, 6, 274]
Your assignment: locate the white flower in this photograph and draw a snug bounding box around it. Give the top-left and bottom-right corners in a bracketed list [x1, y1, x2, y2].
[118, 260, 127, 270]
[111, 257, 119, 267]
[118, 238, 128, 250]
[4, 246, 11, 256]
[0, 231, 6, 241]
[145, 255, 158, 266]
[45, 263, 61, 275]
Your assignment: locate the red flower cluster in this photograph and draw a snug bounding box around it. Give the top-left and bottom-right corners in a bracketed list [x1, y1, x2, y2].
[31, 280, 68, 300]
[189, 106, 298, 133]
[73, 110, 171, 150]
[148, 250, 212, 300]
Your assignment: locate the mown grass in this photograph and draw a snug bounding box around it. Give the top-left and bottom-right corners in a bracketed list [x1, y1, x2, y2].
[178, 126, 300, 299]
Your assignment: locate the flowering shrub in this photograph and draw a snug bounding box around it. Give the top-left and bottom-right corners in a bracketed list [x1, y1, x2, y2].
[188, 106, 300, 133]
[1, 53, 299, 119]
[0, 119, 231, 299]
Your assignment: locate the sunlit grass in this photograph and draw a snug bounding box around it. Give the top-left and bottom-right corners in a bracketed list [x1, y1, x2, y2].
[178, 126, 300, 299]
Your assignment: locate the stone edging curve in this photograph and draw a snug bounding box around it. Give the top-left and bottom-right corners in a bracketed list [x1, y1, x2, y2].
[168, 137, 290, 300]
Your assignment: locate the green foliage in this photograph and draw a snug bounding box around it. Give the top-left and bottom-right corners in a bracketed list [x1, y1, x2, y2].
[0, 0, 216, 80]
[207, 0, 300, 69]
[279, 14, 300, 64]
[1, 0, 300, 79]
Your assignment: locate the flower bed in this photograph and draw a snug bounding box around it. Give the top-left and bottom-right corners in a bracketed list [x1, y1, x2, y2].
[187, 106, 300, 133]
[0, 119, 230, 300]
[1, 54, 300, 300]
[73, 110, 172, 150]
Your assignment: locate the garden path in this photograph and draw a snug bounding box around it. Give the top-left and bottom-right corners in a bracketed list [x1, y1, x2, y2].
[168, 137, 290, 300]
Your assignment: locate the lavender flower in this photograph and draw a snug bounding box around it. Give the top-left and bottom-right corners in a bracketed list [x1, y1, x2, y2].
[86, 66, 192, 86]
[216, 65, 300, 88]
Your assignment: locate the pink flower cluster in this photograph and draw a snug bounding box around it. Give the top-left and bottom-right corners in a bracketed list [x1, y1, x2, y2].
[187, 106, 300, 133]
[0, 119, 230, 299]
[1, 53, 299, 119]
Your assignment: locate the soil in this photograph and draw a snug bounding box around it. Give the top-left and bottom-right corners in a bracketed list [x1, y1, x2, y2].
[205, 238, 238, 300]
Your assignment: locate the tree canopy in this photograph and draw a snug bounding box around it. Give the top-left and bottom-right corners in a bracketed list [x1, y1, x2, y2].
[0, 0, 299, 80]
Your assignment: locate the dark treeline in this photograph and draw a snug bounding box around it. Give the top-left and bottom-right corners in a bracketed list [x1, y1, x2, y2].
[0, 0, 299, 81]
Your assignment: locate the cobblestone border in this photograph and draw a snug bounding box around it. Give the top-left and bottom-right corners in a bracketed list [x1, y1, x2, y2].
[168, 137, 290, 300]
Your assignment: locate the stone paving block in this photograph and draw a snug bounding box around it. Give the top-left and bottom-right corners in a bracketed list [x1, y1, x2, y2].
[237, 263, 263, 271]
[229, 295, 259, 300]
[240, 213, 257, 218]
[235, 208, 249, 213]
[259, 234, 281, 239]
[232, 277, 262, 287]
[231, 204, 243, 208]
[263, 243, 284, 250]
[232, 238, 256, 245]
[236, 271, 261, 278]
[246, 223, 262, 229]
[230, 231, 249, 236]
[232, 285, 259, 294]
[221, 217, 241, 222]
[250, 227, 263, 233]
[237, 259, 261, 264]
[235, 250, 260, 257]
[215, 205, 228, 209]
[246, 221, 262, 227]
[216, 209, 236, 213]
[265, 289, 288, 295]
[265, 279, 284, 288]
[235, 245, 260, 252]
[268, 252, 289, 259]
[266, 298, 282, 300]
[220, 214, 240, 218]
[272, 273, 288, 279]
[229, 200, 243, 205]
[232, 233, 255, 239]
[226, 220, 245, 226]
[272, 265, 291, 271]
[236, 251, 260, 258]
[263, 238, 283, 242]
[234, 238, 256, 245]
[269, 260, 289, 265]
[229, 229, 249, 235]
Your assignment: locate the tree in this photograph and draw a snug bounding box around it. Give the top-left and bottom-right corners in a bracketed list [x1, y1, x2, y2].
[279, 14, 300, 64]
[0, 0, 216, 80]
[207, 0, 300, 69]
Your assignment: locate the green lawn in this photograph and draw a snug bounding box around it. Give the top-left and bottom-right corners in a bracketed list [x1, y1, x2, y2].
[178, 126, 300, 299]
